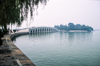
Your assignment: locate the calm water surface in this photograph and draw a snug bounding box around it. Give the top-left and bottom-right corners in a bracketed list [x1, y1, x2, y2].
[13, 31, 100, 66]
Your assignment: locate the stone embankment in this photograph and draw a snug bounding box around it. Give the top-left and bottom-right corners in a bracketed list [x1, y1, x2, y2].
[0, 32, 36, 66]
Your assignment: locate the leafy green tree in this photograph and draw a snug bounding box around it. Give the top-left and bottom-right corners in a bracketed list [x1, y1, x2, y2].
[54, 25, 60, 29]
[0, 0, 48, 31]
[81, 25, 86, 30]
[64, 25, 68, 31]
[60, 24, 64, 30]
[75, 24, 82, 30]
[68, 23, 75, 30]
[85, 26, 93, 32]
[54, 23, 93, 32]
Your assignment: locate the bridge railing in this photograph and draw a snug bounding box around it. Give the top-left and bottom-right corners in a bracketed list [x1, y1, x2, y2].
[29, 27, 59, 33]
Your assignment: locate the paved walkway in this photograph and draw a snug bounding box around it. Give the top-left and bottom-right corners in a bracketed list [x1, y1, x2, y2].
[0, 35, 19, 66]
[0, 30, 36, 66]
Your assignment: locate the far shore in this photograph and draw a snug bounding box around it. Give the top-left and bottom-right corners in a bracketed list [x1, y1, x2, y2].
[60, 30, 89, 32]
[68, 30, 88, 32]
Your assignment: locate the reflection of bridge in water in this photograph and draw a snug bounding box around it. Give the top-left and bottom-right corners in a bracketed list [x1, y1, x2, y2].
[29, 27, 59, 33]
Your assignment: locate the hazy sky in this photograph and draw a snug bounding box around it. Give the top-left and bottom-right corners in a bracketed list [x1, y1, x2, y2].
[18, 0, 100, 29]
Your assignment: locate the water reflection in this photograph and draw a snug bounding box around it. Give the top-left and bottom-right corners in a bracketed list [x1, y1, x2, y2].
[59, 32, 63, 40]
[13, 31, 100, 66]
[13, 34, 28, 42]
[68, 32, 75, 45]
[29, 32, 53, 37]
[67, 32, 93, 45]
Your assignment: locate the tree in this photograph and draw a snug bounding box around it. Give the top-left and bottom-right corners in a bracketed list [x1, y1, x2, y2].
[64, 25, 68, 31]
[85, 26, 93, 32]
[54, 25, 60, 29]
[0, 0, 48, 31]
[60, 24, 64, 30]
[68, 23, 75, 30]
[75, 24, 81, 30]
[54, 23, 93, 32]
[81, 25, 86, 30]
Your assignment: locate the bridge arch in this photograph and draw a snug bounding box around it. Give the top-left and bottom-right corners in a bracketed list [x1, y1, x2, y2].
[29, 27, 58, 33]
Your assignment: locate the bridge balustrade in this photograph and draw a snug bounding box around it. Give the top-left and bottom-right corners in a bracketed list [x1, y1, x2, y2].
[29, 27, 58, 33]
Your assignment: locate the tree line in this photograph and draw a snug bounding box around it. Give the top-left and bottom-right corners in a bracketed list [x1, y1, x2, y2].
[54, 23, 93, 32]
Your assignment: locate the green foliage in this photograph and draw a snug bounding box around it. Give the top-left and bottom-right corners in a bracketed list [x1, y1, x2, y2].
[0, 0, 48, 30]
[54, 23, 93, 32]
[68, 23, 75, 30]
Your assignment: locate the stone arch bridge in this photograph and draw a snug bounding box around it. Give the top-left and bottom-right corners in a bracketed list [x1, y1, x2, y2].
[29, 27, 59, 33]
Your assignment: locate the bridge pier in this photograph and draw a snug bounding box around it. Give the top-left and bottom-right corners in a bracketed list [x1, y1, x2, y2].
[29, 27, 58, 33]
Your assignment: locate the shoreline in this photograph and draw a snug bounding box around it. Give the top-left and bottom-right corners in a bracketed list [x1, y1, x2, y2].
[60, 30, 90, 33]
[0, 32, 35, 66]
[68, 30, 88, 32]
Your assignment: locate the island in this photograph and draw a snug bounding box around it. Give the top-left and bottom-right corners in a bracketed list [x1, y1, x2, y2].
[54, 23, 93, 32]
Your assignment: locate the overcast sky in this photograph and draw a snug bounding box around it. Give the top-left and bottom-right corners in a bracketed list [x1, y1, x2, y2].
[17, 0, 100, 29]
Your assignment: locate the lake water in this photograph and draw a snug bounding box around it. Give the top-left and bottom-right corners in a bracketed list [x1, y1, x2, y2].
[13, 31, 100, 66]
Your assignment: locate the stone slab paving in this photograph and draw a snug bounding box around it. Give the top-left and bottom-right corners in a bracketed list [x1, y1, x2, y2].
[0, 40, 19, 66]
[0, 34, 36, 66]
